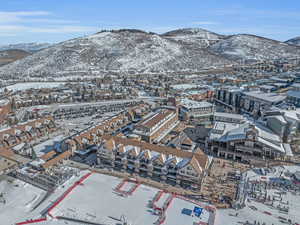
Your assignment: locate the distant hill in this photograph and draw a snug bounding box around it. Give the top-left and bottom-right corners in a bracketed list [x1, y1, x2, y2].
[0, 28, 300, 78]
[285, 37, 300, 46]
[209, 34, 300, 62]
[162, 28, 225, 48]
[0, 49, 31, 67]
[0, 43, 52, 53]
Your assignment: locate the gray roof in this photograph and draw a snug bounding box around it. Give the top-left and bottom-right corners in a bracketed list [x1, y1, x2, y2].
[292, 83, 300, 88]
[243, 91, 286, 103]
[287, 90, 300, 99]
[180, 98, 213, 109]
[214, 112, 244, 120]
[259, 85, 275, 90]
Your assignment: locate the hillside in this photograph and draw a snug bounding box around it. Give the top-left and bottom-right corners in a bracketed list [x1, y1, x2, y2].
[162, 28, 225, 48]
[285, 37, 300, 46]
[0, 29, 300, 78]
[0, 29, 233, 78]
[209, 34, 300, 62]
[0, 49, 31, 67]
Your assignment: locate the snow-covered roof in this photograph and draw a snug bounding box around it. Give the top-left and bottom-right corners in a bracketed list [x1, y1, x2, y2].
[257, 137, 285, 153]
[0, 99, 9, 106]
[214, 112, 244, 120]
[171, 84, 199, 90]
[243, 91, 286, 103]
[180, 98, 213, 109]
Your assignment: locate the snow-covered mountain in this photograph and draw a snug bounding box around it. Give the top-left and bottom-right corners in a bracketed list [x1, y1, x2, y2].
[0, 29, 233, 78]
[162, 28, 225, 48]
[209, 34, 300, 62]
[0, 42, 52, 53]
[285, 37, 300, 46]
[0, 49, 30, 67]
[0, 29, 300, 78]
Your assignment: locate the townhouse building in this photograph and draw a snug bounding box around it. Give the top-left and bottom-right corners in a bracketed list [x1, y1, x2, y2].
[97, 136, 208, 190]
[0, 117, 56, 150]
[51, 99, 142, 119]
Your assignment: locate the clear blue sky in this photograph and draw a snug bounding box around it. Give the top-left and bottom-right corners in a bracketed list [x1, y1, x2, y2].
[0, 0, 299, 44]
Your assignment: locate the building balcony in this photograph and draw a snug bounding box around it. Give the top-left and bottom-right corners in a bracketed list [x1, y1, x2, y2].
[139, 166, 148, 171]
[127, 158, 138, 163]
[235, 145, 262, 153]
[153, 168, 162, 174]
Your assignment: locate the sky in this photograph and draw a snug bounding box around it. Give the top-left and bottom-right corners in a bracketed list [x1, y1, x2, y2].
[0, 0, 299, 44]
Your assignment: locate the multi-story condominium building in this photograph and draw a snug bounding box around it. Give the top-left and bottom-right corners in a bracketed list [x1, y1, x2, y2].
[265, 109, 300, 142]
[287, 90, 300, 107]
[97, 136, 208, 190]
[208, 122, 293, 163]
[133, 108, 179, 143]
[215, 88, 286, 115]
[241, 91, 286, 115]
[215, 88, 241, 112]
[179, 98, 214, 123]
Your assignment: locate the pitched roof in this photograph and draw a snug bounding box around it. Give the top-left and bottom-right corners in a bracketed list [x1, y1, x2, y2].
[190, 155, 203, 174]
[140, 109, 174, 129]
[0, 147, 16, 160]
[41, 150, 56, 161]
[103, 135, 208, 170]
[42, 150, 71, 169]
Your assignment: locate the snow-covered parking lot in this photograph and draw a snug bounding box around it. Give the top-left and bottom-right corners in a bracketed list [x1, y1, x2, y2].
[49, 173, 214, 225]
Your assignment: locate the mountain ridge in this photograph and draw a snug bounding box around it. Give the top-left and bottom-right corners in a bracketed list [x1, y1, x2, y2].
[285, 37, 300, 46]
[0, 42, 52, 53]
[0, 28, 299, 78]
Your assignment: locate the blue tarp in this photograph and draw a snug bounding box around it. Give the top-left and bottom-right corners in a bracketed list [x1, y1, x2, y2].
[194, 206, 203, 217]
[181, 208, 192, 216]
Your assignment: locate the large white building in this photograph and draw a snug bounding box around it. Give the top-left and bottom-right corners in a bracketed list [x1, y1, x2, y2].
[208, 121, 293, 163]
[179, 99, 214, 123]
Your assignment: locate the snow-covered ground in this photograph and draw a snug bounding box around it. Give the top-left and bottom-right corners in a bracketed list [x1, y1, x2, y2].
[155, 192, 172, 209]
[33, 134, 65, 157]
[0, 170, 88, 224]
[165, 197, 210, 225]
[0, 82, 65, 92]
[0, 178, 46, 224]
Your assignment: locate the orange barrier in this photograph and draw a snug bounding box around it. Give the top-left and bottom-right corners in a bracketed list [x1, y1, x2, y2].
[47, 172, 92, 218]
[115, 179, 140, 196]
[16, 217, 47, 225]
